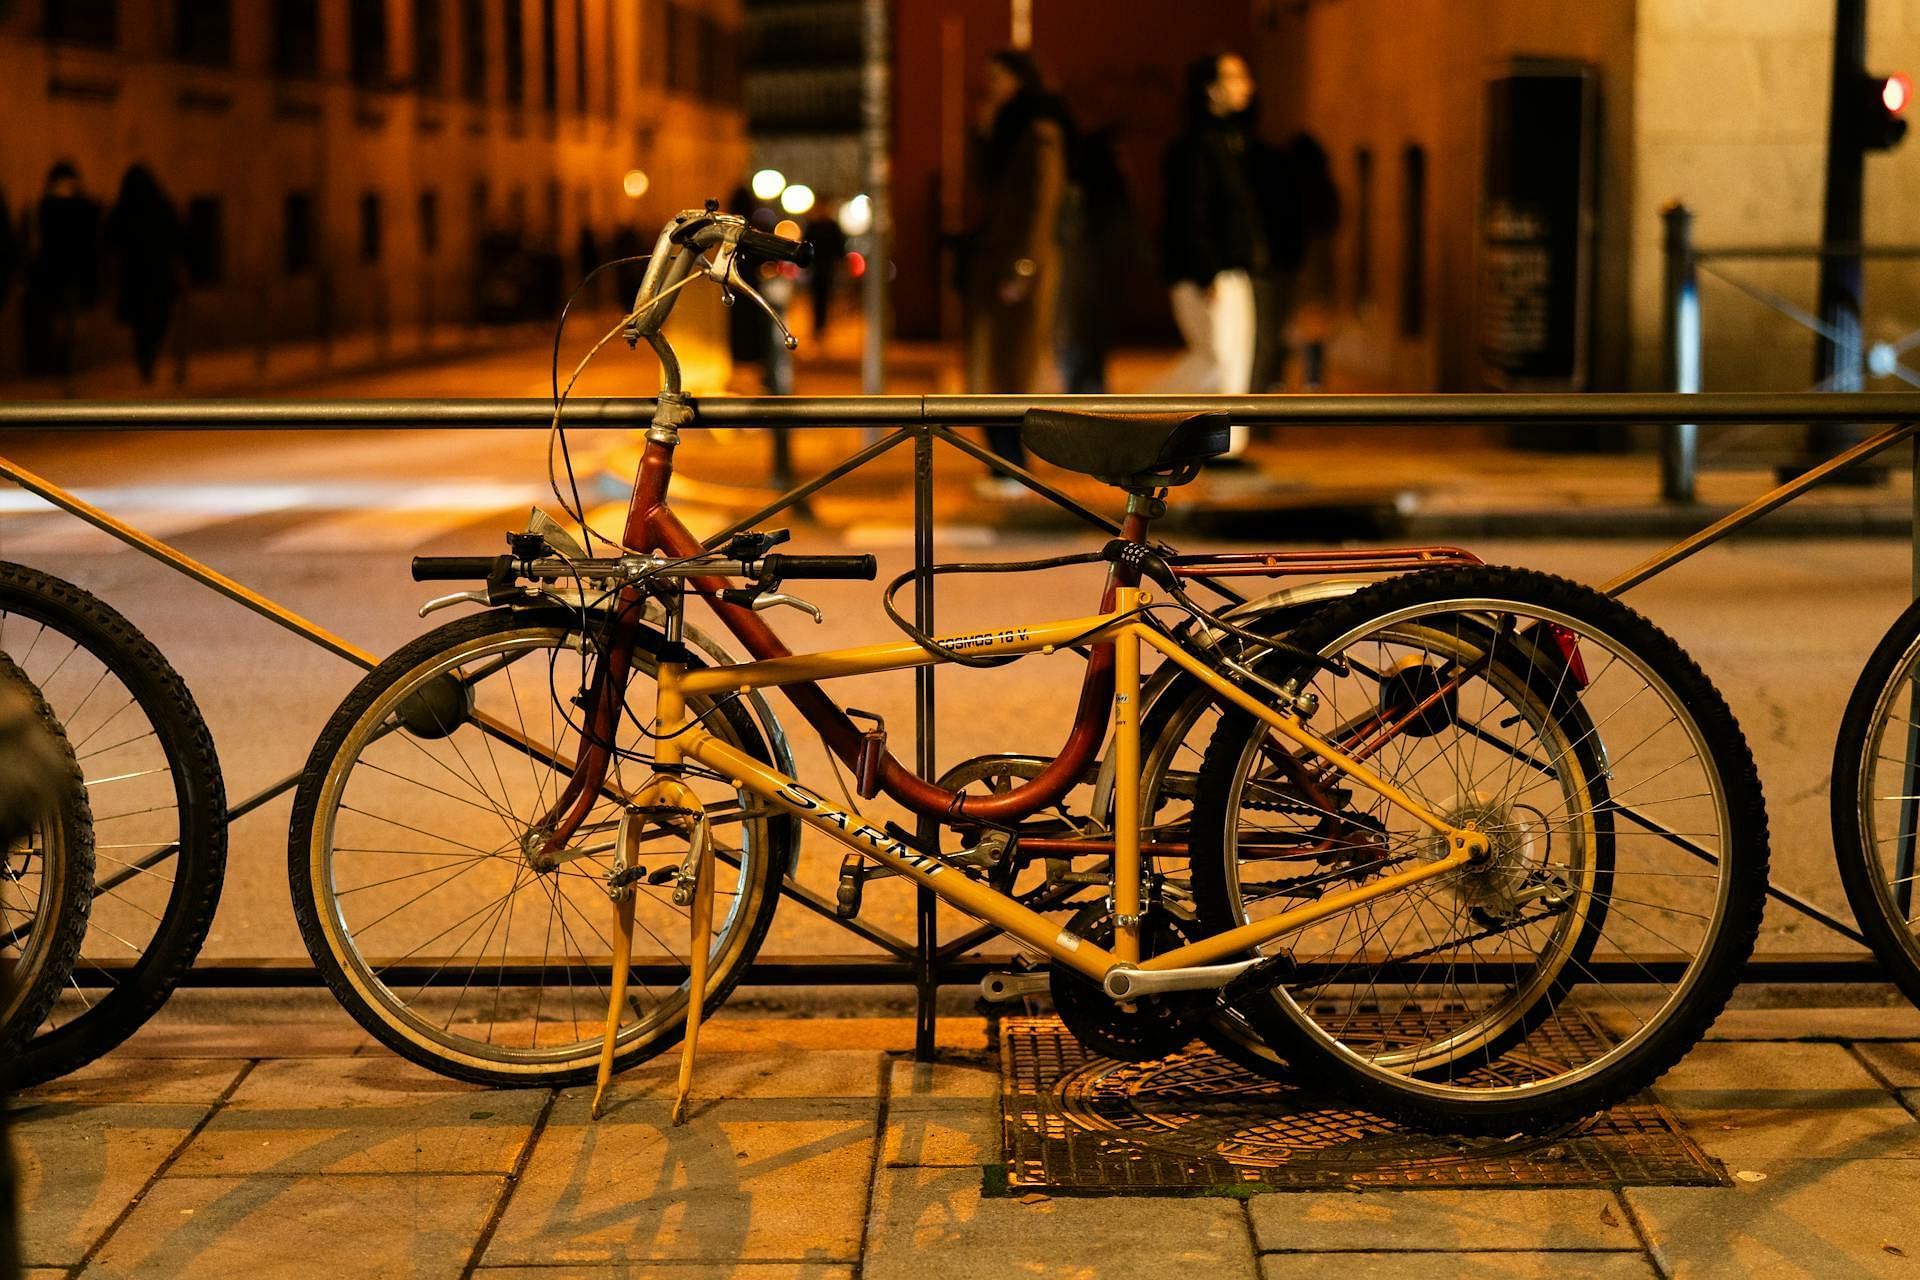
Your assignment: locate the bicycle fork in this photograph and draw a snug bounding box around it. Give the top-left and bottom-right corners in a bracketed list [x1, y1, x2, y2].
[590, 662, 717, 1123]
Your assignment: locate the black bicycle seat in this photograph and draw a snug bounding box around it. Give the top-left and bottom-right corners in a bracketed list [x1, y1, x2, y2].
[1020, 408, 1231, 488]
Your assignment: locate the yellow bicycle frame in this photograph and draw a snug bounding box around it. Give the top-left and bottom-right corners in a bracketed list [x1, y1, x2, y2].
[592, 586, 1490, 1120]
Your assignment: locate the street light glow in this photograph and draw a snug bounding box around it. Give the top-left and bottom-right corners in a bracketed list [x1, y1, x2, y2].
[1885, 73, 1911, 115]
[622, 169, 650, 199]
[780, 183, 816, 215]
[751, 168, 787, 201]
[838, 193, 873, 236]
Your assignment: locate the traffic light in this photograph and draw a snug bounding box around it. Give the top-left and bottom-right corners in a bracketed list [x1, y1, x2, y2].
[1864, 72, 1910, 150]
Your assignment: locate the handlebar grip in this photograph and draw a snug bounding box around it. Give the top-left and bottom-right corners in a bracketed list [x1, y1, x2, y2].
[738, 228, 815, 268]
[412, 555, 508, 581]
[762, 553, 877, 581]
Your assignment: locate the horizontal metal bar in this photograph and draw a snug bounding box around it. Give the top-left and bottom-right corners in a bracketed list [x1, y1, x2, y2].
[9, 392, 1920, 430]
[73, 950, 1891, 989]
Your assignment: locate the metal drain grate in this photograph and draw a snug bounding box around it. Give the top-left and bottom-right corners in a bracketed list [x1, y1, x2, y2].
[998, 1014, 1726, 1193]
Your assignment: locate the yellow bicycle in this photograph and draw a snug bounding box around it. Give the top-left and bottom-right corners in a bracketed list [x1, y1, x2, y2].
[288, 207, 1770, 1135]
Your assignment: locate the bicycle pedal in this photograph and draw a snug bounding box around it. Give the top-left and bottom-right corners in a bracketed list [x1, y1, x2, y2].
[835, 854, 865, 918]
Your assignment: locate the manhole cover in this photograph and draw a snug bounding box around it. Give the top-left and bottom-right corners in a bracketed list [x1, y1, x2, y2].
[998, 1014, 1725, 1194]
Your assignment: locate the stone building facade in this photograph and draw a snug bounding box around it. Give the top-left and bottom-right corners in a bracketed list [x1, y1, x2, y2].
[1258, 0, 1920, 393]
[0, 0, 747, 377]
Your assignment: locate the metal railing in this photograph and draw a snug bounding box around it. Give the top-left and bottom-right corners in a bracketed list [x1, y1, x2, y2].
[1661, 201, 1920, 500]
[2, 390, 1915, 1058]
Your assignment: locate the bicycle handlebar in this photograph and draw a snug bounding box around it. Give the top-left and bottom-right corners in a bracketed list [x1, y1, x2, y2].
[413, 556, 507, 581]
[737, 226, 815, 267]
[759, 553, 875, 581]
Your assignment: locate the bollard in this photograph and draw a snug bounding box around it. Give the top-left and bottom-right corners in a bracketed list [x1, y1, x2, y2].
[1659, 202, 1701, 502]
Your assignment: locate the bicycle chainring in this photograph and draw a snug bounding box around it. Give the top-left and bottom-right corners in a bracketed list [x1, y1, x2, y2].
[1050, 902, 1205, 1062]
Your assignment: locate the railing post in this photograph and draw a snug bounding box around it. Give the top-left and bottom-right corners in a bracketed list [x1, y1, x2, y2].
[1660, 201, 1701, 502]
[911, 424, 939, 1061]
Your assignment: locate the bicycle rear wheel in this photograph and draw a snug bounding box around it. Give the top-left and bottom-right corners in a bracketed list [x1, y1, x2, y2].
[0, 652, 93, 1061]
[0, 563, 225, 1089]
[1832, 595, 1920, 1008]
[1190, 566, 1768, 1134]
[289, 607, 792, 1087]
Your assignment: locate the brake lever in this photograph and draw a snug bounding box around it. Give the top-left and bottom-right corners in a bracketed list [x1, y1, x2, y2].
[717, 250, 798, 351]
[752, 592, 823, 624]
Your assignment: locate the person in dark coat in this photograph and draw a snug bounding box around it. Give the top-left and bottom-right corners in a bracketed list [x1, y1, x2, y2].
[804, 210, 846, 341]
[1160, 53, 1264, 457]
[22, 162, 100, 383]
[965, 50, 1070, 485]
[1055, 128, 1140, 395]
[103, 165, 185, 384]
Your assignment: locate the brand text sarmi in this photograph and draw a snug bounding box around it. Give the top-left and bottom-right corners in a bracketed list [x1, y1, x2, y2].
[775, 781, 946, 874]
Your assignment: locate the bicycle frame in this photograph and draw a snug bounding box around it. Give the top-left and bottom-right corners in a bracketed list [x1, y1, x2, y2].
[590, 579, 1491, 1120]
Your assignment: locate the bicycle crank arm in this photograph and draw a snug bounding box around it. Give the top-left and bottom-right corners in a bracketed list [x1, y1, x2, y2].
[1103, 960, 1258, 1000]
[979, 971, 1052, 1002]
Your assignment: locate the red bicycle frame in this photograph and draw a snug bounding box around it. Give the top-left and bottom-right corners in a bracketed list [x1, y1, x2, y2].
[536, 422, 1482, 853]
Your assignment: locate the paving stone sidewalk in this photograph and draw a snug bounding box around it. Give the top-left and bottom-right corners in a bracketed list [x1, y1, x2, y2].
[11, 997, 1920, 1279]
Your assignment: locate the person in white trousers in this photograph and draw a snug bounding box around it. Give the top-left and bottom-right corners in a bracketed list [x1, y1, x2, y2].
[1160, 52, 1265, 459]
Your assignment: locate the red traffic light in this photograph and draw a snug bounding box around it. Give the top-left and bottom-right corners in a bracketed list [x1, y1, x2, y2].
[1883, 73, 1911, 115]
[1865, 72, 1911, 149]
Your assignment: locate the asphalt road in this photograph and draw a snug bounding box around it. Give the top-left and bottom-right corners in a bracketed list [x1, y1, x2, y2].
[2, 348, 1912, 984]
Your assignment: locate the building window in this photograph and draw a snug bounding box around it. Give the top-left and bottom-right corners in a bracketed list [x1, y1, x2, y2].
[175, 0, 233, 66]
[1399, 144, 1427, 339]
[351, 0, 390, 89]
[460, 0, 485, 101]
[44, 0, 117, 47]
[574, 0, 589, 114]
[419, 189, 440, 255]
[184, 197, 224, 286]
[284, 192, 316, 274]
[504, 0, 525, 105]
[413, 0, 444, 93]
[274, 0, 319, 77]
[1352, 146, 1373, 313]
[665, 5, 692, 95]
[603, 0, 617, 116]
[360, 193, 384, 263]
[540, 0, 558, 111]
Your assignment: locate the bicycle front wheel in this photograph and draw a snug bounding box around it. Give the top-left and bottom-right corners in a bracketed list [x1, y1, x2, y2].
[1190, 566, 1768, 1134]
[289, 607, 792, 1087]
[1832, 595, 1920, 1009]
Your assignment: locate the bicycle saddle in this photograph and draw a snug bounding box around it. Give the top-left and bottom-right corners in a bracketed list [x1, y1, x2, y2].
[1020, 408, 1232, 488]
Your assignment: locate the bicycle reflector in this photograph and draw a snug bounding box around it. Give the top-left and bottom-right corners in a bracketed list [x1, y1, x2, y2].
[1866, 72, 1911, 150]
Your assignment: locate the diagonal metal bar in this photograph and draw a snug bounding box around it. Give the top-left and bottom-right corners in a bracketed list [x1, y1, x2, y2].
[0, 454, 379, 669]
[700, 426, 914, 549]
[1602, 422, 1915, 597]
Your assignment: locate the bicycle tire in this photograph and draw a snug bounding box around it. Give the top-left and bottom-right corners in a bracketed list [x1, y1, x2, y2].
[0, 652, 93, 1060]
[1169, 603, 1615, 1080]
[0, 561, 227, 1090]
[1831, 594, 1920, 1009]
[289, 607, 793, 1087]
[1189, 566, 1768, 1134]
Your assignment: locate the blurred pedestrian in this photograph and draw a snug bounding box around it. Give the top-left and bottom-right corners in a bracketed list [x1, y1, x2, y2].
[965, 50, 1070, 493]
[575, 223, 601, 304]
[0, 677, 74, 1280]
[22, 162, 100, 385]
[610, 224, 647, 309]
[1055, 128, 1139, 395]
[103, 164, 185, 384]
[804, 208, 846, 342]
[1284, 133, 1340, 392]
[0, 187, 17, 316]
[1160, 53, 1264, 459]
